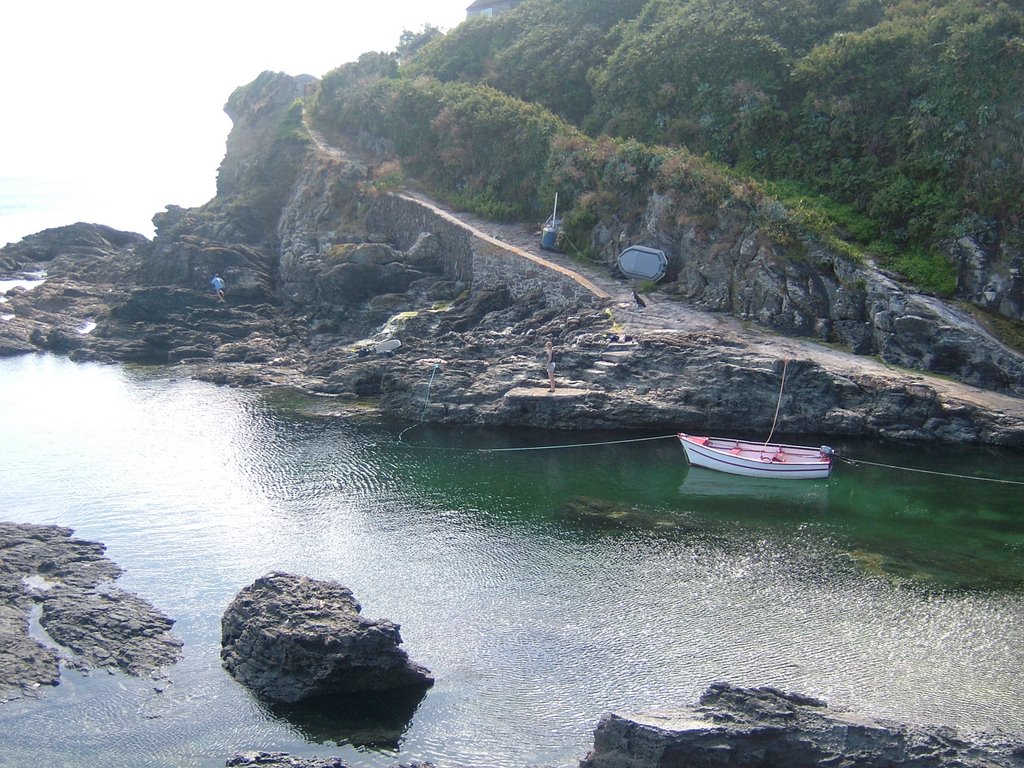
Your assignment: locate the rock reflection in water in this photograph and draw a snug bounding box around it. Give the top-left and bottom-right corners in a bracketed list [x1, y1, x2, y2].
[266, 686, 428, 750]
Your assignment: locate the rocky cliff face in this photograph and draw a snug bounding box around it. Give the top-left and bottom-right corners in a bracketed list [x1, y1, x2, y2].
[590, 186, 1024, 394]
[952, 234, 1023, 321]
[1, 71, 1022, 446]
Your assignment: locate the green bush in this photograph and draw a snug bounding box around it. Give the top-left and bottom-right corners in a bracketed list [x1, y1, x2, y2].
[275, 99, 309, 144]
[312, 68, 575, 220]
[889, 247, 958, 296]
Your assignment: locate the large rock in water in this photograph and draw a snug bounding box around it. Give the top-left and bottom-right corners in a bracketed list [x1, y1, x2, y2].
[581, 683, 1024, 768]
[220, 572, 434, 704]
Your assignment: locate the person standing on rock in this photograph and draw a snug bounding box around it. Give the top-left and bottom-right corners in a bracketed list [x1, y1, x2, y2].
[210, 273, 225, 303]
[545, 340, 557, 392]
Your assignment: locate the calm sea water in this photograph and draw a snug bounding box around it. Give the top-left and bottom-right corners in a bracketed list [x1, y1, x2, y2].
[0, 353, 1021, 768]
[0, 176, 166, 247]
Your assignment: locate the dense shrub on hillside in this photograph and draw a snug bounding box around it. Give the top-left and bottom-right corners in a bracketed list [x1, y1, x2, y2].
[404, 15, 512, 83]
[582, 0, 896, 173]
[589, 0, 1022, 267]
[408, 0, 647, 124]
[314, 63, 442, 161]
[588, 0, 797, 149]
[428, 84, 573, 218]
[786, 1, 1024, 249]
[485, 0, 648, 124]
[312, 64, 575, 220]
[542, 134, 753, 255]
[312, 0, 1022, 300]
[311, 52, 402, 144]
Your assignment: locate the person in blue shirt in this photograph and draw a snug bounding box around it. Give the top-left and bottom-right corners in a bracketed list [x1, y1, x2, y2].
[210, 274, 225, 302]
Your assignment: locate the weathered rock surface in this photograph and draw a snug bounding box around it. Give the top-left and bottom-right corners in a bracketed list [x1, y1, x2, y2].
[593, 189, 1024, 384]
[221, 572, 434, 704]
[582, 683, 1024, 768]
[0, 521, 183, 703]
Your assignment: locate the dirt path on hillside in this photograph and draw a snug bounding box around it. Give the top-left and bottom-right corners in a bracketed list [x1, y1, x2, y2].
[426, 198, 1024, 414]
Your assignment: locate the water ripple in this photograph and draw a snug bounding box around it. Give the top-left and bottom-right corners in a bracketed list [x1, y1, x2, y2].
[0, 356, 1021, 768]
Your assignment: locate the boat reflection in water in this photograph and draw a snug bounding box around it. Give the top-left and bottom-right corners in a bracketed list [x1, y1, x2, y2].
[679, 465, 831, 512]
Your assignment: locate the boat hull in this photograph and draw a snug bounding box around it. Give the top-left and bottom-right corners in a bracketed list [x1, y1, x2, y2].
[678, 433, 833, 480]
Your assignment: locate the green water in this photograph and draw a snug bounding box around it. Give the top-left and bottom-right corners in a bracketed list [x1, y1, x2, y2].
[387, 420, 1024, 592]
[0, 354, 1021, 768]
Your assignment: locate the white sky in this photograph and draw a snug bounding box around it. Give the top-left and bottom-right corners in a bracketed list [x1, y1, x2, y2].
[0, 1, 468, 245]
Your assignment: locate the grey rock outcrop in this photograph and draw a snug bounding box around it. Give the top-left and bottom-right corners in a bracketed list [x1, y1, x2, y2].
[0, 522, 182, 702]
[595, 189, 1024, 393]
[221, 572, 434, 704]
[581, 683, 1024, 768]
[952, 234, 1023, 321]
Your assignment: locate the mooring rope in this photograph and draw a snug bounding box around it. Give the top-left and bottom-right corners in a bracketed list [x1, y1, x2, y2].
[398, 431, 676, 453]
[838, 456, 1024, 485]
[762, 358, 788, 450]
[397, 363, 441, 444]
[479, 434, 677, 452]
[420, 363, 440, 420]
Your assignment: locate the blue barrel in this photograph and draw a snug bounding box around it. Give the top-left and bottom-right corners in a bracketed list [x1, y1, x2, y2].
[541, 226, 559, 251]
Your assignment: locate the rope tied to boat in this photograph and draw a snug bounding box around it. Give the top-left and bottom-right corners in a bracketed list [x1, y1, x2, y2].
[479, 434, 677, 452]
[397, 361, 1020, 484]
[761, 358, 788, 456]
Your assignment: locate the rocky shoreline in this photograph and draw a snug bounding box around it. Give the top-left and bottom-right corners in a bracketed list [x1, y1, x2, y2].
[0, 521, 181, 704]
[582, 683, 1024, 768]
[1, 73, 1023, 448]
[2, 214, 1023, 447]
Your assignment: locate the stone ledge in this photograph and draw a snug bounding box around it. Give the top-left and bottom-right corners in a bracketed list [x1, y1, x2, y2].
[504, 386, 594, 397]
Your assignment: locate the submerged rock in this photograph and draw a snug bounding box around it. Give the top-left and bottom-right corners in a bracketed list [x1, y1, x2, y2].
[225, 753, 348, 768]
[556, 496, 681, 532]
[582, 682, 1024, 768]
[225, 755, 435, 768]
[221, 572, 434, 704]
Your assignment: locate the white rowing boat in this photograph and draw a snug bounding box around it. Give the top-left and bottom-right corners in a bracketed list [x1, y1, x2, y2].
[678, 433, 834, 480]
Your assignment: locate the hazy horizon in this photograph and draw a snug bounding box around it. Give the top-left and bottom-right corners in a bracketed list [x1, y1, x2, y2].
[1, 1, 467, 248]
